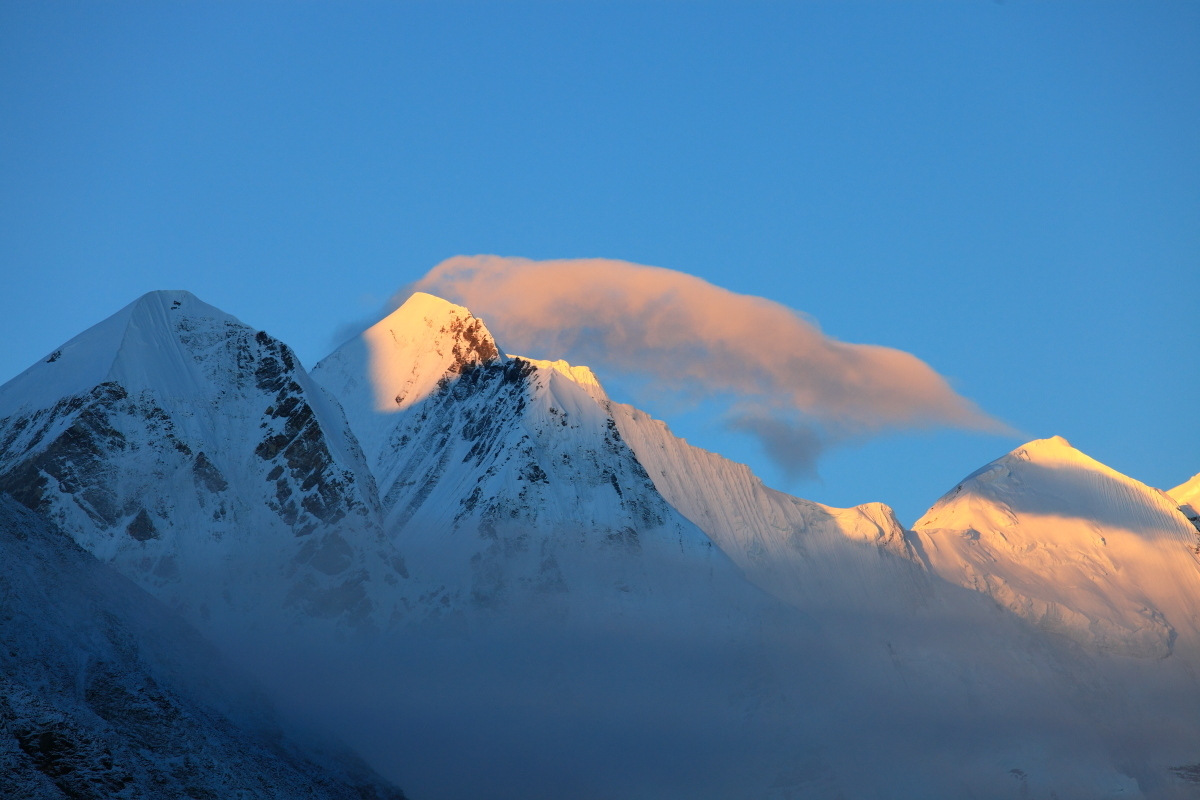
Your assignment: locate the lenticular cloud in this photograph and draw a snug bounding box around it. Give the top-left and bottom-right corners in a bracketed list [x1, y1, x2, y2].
[405, 255, 1007, 470]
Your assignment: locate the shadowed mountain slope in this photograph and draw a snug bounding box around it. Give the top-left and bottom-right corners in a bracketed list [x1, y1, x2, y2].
[0, 494, 404, 800]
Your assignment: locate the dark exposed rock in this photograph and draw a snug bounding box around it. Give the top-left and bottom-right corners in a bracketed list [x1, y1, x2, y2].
[125, 509, 158, 541]
[0, 384, 130, 526]
[256, 379, 354, 530]
[1171, 762, 1200, 783]
[442, 315, 500, 374]
[0, 383, 203, 539]
[191, 453, 228, 494]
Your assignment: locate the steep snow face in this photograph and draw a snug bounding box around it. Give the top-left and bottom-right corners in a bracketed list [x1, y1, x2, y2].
[913, 437, 1200, 658]
[0, 291, 402, 632]
[596, 402, 925, 611]
[0, 495, 405, 800]
[313, 297, 761, 626]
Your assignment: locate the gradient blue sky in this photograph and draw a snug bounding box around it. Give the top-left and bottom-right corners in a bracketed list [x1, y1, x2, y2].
[1, 1, 1196, 523]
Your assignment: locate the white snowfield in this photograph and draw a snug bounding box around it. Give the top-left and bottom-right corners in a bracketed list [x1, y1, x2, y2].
[913, 436, 1200, 659]
[4, 288, 1200, 798]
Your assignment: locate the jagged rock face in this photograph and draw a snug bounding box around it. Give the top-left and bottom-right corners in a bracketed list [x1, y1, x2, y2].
[0, 291, 400, 632]
[0, 496, 405, 800]
[313, 294, 761, 625]
[912, 437, 1200, 659]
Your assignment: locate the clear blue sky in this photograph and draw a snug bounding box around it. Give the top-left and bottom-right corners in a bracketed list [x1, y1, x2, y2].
[1, 1, 1196, 523]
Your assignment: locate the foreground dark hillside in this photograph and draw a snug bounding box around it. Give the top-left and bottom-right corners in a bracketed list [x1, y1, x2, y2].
[0, 495, 405, 800]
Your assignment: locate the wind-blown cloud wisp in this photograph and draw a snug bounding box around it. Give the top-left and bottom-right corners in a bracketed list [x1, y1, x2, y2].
[398, 255, 1009, 477]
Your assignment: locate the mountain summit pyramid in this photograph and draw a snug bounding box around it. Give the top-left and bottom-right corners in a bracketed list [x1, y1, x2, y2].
[0, 290, 400, 632]
[313, 291, 762, 625]
[913, 436, 1200, 658]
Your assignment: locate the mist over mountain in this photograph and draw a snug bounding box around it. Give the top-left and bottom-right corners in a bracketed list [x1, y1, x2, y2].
[1, 289, 1199, 798]
[0, 495, 403, 799]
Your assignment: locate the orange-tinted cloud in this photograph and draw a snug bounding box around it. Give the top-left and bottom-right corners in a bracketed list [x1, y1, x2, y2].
[403, 255, 1009, 474]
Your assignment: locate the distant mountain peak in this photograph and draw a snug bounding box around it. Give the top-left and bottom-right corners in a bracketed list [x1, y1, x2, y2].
[377, 292, 502, 376]
[0, 289, 392, 632]
[914, 437, 1200, 659]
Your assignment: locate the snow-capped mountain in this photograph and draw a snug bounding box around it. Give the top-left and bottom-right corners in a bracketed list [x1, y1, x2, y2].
[913, 436, 1200, 659]
[348, 322, 930, 616]
[5, 287, 1200, 798]
[0, 494, 405, 800]
[0, 291, 403, 633]
[311, 293, 762, 626]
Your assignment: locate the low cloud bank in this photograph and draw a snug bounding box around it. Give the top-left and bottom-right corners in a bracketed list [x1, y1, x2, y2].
[387, 255, 1007, 476]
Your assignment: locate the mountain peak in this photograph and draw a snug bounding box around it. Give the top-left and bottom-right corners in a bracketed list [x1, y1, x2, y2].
[1020, 435, 1078, 458]
[0, 290, 243, 419]
[914, 436, 1200, 659]
[390, 290, 467, 317]
[316, 292, 502, 419]
[310, 293, 506, 470]
[1038, 434, 1071, 449]
[1170, 472, 1200, 517]
[995, 436, 1146, 487]
[386, 292, 501, 373]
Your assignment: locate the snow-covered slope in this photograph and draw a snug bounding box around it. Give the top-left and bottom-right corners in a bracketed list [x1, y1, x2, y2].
[1171, 472, 1200, 506]
[0, 494, 405, 800]
[1170, 472, 1200, 531]
[462, 349, 926, 612]
[607, 402, 925, 610]
[312, 293, 762, 626]
[0, 291, 403, 633]
[913, 436, 1200, 658]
